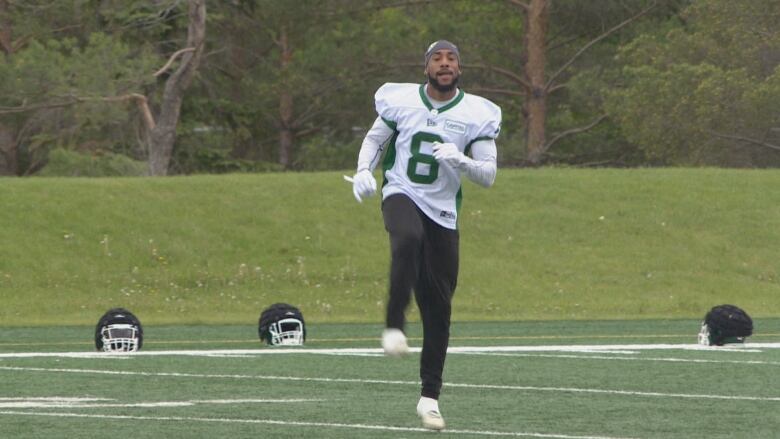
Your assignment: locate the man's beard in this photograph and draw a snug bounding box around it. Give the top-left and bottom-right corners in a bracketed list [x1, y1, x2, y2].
[428, 72, 459, 93]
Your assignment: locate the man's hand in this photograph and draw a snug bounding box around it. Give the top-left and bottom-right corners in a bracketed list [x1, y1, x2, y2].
[432, 142, 466, 169]
[350, 169, 377, 203]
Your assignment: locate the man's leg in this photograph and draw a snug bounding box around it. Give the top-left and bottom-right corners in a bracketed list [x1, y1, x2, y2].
[414, 217, 459, 400]
[381, 194, 424, 333]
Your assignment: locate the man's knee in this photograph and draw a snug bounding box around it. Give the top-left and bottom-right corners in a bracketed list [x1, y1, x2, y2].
[391, 227, 423, 256]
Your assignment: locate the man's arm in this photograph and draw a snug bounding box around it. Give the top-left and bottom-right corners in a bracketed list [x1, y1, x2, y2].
[461, 139, 497, 187]
[350, 117, 394, 202]
[357, 117, 395, 172]
[432, 139, 497, 187]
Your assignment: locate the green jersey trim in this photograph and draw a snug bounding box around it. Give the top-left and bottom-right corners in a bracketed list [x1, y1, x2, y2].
[418, 84, 464, 114]
[455, 186, 463, 226]
[381, 129, 400, 188]
[465, 136, 493, 156]
[381, 117, 397, 130]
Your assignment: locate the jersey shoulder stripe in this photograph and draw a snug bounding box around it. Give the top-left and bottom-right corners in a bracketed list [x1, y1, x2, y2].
[375, 83, 421, 120]
[460, 93, 502, 140]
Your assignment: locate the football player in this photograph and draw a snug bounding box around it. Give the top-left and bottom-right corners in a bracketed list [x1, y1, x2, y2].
[349, 39, 501, 431]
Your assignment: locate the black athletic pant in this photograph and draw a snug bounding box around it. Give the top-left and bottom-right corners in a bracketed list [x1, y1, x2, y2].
[382, 194, 459, 400]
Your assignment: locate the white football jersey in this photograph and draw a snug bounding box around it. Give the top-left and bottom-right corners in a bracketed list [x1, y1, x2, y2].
[375, 83, 501, 229]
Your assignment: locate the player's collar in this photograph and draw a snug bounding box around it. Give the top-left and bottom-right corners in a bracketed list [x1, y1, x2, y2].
[419, 84, 464, 114]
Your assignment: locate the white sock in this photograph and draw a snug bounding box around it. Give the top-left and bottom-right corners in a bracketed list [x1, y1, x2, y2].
[417, 396, 439, 413]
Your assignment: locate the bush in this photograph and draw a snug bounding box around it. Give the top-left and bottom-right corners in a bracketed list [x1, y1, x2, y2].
[294, 135, 360, 171]
[176, 147, 284, 174]
[37, 148, 148, 177]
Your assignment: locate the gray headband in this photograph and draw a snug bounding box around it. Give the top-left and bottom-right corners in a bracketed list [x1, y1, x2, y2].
[424, 40, 460, 66]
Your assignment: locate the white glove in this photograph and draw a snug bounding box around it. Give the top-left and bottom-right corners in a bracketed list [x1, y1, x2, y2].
[432, 142, 466, 169]
[351, 169, 376, 203]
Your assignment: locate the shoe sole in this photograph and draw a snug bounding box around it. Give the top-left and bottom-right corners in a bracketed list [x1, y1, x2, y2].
[420, 417, 445, 430]
[383, 346, 409, 357]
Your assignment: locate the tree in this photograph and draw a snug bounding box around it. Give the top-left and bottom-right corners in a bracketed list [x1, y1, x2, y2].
[512, 0, 663, 165]
[605, 0, 780, 166]
[0, 0, 72, 175]
[193, 0, 395, 170]
[395, 0, 676, 166]
[518, 0, 549, 165]
[0, 0, 205, 176]
[6, 0, 775, 173]
[0, 30, 157, 175]
[146, 0, 206, 176]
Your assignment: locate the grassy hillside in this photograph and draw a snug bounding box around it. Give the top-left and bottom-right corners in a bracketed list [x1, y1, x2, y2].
[1, 168, 779, 326]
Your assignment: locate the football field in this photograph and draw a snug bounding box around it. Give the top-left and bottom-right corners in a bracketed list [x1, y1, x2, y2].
[1, 320, 779, 438]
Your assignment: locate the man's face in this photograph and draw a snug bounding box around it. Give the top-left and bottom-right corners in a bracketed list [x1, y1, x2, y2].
[425, 49, 460, 93]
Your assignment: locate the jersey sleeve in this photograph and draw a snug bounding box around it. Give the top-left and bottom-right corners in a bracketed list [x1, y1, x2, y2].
[357, 117, 395, 172]
[374, 83, 411, 130]
[473, 98, 502, 142]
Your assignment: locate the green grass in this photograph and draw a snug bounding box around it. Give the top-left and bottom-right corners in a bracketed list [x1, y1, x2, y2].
[1, 169, 780, 326]
[1, 320, 779, 438]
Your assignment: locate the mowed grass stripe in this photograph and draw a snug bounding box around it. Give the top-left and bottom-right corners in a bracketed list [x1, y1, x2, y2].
[3, 342, 780, 357]
[3, 333, 780, 350]
[3, 366, 779, 402]
[0, 410, 640, 439]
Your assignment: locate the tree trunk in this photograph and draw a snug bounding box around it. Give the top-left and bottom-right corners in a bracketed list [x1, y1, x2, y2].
[278, 24, 294, 169]
[523, 0, 548, 165]
[0, 0, 12, 55]
[0, 122, 17, 175]
[0, 1, 16, 175]
[148, 0, 206, 176]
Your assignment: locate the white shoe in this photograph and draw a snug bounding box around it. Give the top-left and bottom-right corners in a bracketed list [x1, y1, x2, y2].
[381, 328, 409, 357]
[416, 397, 445, 431]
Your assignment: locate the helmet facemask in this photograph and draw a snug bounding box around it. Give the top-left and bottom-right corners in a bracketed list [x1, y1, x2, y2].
[269, 318, 304, 346]
[258, 303, 305, 346]
[100, 323, 141, 352]
[698, 323, 712, 346]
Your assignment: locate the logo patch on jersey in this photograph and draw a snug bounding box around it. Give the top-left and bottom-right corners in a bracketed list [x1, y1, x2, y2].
[439, 210, 456, 219]
[444, 120, 466, 135]
[427, 119, 437, 127]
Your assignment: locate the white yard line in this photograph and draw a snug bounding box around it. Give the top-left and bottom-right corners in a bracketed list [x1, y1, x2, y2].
[0, 397, 110, 401]
[0, 410, 639, 439]
[2, 365, 779, 402]
[0, 397, 326, 409]
[462, 352, 780, 365]
[1, 342, 779, 359]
